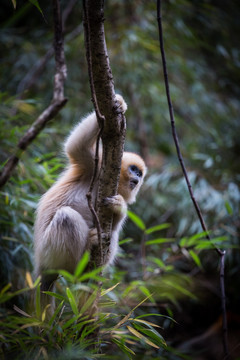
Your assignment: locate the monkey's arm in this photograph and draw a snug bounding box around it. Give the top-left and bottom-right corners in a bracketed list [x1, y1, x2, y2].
[64, 111, 99, 170]
[65, 95, 127, 170]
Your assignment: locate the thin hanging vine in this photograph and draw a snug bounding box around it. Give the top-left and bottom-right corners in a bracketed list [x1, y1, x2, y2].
[156, 1, 229, 358]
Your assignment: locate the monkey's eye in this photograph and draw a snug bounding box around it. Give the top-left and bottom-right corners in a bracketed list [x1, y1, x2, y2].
[129, 165, 142, 178]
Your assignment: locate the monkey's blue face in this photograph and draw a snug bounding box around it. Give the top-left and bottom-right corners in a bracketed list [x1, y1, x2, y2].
[128, 165, 143, 190]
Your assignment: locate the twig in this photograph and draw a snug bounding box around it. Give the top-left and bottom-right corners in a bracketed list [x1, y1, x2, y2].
[16, 0, 78, 96]
[156, 1, 229, 358]
[0, 0, 67, 188]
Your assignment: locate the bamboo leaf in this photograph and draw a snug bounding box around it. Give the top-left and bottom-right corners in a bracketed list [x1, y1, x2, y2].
[66, 287, 78, 316]
[28, 0, 45, 19]
[80, 290, 97, 314]
[189, 250, 202, 267]
[43, 291, 66, 301]
[78, 266, 103, 282]
[1, 283, 12, 294]
[48, 300, 64, 327]
[13, 305, 31, 318]
[130, 318, 162, 328]
[101, 282, 120, 297]
[127, 326, 160, 349]
[136, 313, 177, 323]
[36, 283, 41, 319]
[114, 294, 153, 329]
[146, 238, 174, 245]
[112, 338, 135, 358]
[25, 271, 33, 288]
[132, 323, 166, 346]
[146, 223, 171, 234]
[33, 276, 41, 288]
[127, 211, 145, 231]
[74, 251, 89, 278]
[139, 285, 155, 303]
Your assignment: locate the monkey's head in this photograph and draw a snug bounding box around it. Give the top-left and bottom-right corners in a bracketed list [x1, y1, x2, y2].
[118, 152, 147, 204]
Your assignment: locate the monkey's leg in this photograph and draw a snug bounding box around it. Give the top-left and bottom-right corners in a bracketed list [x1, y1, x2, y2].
[36, 206, 90, 315]
[38, 206, 90, 273]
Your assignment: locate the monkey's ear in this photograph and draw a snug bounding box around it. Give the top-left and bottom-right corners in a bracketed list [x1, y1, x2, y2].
[116, 94, 127, 114]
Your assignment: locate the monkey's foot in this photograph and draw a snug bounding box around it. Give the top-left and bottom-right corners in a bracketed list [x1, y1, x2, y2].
[88, 228, 99, 246]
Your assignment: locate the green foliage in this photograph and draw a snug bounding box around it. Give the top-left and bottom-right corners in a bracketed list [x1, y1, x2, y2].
[1, 0, 240, 358]
[0, 256, 172, 360]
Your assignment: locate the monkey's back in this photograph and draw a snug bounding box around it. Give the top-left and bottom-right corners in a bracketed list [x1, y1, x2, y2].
[34, 165, 96, 269]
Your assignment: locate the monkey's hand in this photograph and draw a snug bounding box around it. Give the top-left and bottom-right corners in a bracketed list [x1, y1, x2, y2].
[87, 228, 108, 251]
[116, 94, 127, 114]
[88, 228, 100, 247]
[103, 194, 127, 216]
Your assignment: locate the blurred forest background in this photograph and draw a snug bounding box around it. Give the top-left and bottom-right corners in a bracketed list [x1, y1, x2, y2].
[0, 0, 240, 359]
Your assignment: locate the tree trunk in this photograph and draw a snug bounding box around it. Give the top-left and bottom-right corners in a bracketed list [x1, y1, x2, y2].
[83, 1, 126, 267]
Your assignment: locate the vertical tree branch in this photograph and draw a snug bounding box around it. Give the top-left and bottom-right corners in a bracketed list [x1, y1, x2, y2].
[0, 0, 68, 189]
[83, 0, 105, 267]
[82, 0, 126, 267]
[156, 1, 229, 357]
[52, 0, 67, 100]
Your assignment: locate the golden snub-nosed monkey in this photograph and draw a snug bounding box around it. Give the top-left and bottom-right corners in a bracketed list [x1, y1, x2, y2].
[34, 94, 147, 294]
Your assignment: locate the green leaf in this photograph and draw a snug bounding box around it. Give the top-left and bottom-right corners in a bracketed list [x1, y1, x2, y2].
[1, 283, 12, 295]
[136, 313, 177, 323]
[80, 290, 97, 314]
[180, 231, 209, 248]
[189, 250, 202, 267]
[56, 269, 75, 282]
[195, 236, 228, 250]
[112, 338, 135, 359]
[130, 318, 162, 328]
[28, 0, 44, 16]
[66, 287, 78, 316]
[48, 300, 64, 327]
[225, 201, 233, 215]
[33, 276, 41, 288]
[139, 286, 154, 303]
[127, 326, 160, 349]
[35, 283, 41, 319]
[151, 257, 173, 271]
[78, 266, 103, 282]
[189, 231, 209, 242]
[132, 323, 166, 346]
[163, 279, 196, 299]
[127, 210, 145, 231]
[119, 237, 133, 245]
[145, 223, 171, 234]
[101, 282, 120, 296]
[61, 315, 78, 330]
[43, 291, 66, 302]
[146, 238, 174, 245]
[74, 252, 89, 278]
[73, 318, 95, 332]
[114, 294, 154, 330]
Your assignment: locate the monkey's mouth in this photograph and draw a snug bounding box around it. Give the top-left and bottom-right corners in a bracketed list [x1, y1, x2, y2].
[130, 178, 139, 190]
